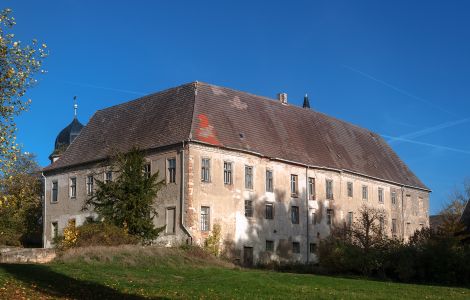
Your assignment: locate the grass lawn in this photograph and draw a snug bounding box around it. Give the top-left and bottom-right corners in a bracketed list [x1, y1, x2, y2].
[0, 246, 468, 299]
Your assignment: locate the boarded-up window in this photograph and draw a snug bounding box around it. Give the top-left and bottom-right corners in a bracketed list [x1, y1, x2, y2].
[166, 207, 176, 234]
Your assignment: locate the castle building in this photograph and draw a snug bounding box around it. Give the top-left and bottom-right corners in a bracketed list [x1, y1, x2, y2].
[42, 82, 430, 264]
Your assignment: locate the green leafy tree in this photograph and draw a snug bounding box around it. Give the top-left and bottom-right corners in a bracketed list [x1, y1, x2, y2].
[0, 8, 47, 173]
[84, 147, 165, 243]
[0, 152, 42, 246]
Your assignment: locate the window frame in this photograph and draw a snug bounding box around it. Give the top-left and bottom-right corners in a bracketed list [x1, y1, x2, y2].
[378, 187, 384, 203]
[244, 200, 253, 218]
[290, 174, 298, 197]
[51, 221, 58, 239]
[223, 161, 233, 185]
[200, 206, 210, 231]
[201, 158, 211, 183]
[86, 175, 94, 196]
[265, 203, 274, 220]
[362, 185, 368, 201]
[105, 171, 113, 183]
[327, 209, 334, 226]
[266, 240, 274, 252]
[347, 211, 353, 227]
[326, 179, 334, 200]
[391, 191, 397, 205]
[265, 169, 273, 192]
[143, 163, 151, 179]
[309, 243, 317, 253]
[347, 182, 353, 197]
[168, 158, 176, 184]
[291, 206, 299, 224]
[165, 206, 176, 234]
[292, 242, 300, 254]
[245, 165, 253, 190]
[51, 180, 58, 203]
[69, 177, 76, 199]
[308, 177, 316, 200]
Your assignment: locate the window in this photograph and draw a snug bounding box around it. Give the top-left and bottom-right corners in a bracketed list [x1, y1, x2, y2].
[327, 209, 334, 225]
[143, 163, 151, 179]
[86, 175, 94, 196]
[200, 206, 210, 231]
[105, 171, 112, 183]
[291, 206, 299, 224]
[290, 174, 298, 196]
[347, 182, 353, 197]
[201, 158, 211, 182]
[245, 166, 253, 189]
[378, 188, 384, 203]
[223, 161, 232, 185]
[168, 158, 176, 183]
[266, 169, 273, 192]
[292, 242, 300, 254]
[392, 219, 397, 235]
[85, 216, 94, 223]
[51, 222, 58, 239]
[347, 212, 353, 227]
[309, 243, 317, 253]
[312, 212, 317, 224]
[326, 179, 333, 200]
[70, 177, 76, 198]
[362, 185, 368, 200]
[245, 200, 253, 218]
[391, 191, 397, 205]
[265, 203, 274, 219]
[52, 181, 58, 202]
[166, 207, 176, 234]
[266, 240, 274, 252]
[308, 177, 315, 200]
[379, 216, 384, 232]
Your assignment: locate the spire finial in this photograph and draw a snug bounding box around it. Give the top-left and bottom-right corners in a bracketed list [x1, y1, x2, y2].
[303, 93, 310, 109]
[73, 96, 78, 118]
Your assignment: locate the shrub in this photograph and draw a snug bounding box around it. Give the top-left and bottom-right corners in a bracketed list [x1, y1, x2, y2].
[74, 222, 138, 247]
[204, 223, 221, 256]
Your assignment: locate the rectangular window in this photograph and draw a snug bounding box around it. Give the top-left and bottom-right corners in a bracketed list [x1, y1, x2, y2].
[223, 161, 232, 185]
[292, 242, 300, 254]
[168, 158, 176, 183]
[327, 209, 334, 225]
[291, 206, 299, 224]
[51, 221, 58, 239]
[309, 243, 316, 253]
[378, 188, 384, 203]
[105, 171, 112, 183]
[391, 191, 397, 205]
[347, 212, 353, 227]
[201, 158, 211, 182]
[312, 212, 316, 224]
[265, 203, 274, 219]
[392, 219, 397, 234]
[362, 185, 368, 200]
[290, 174, 298, 197]
[70, 177, 76, 198]
[200, 206, 210, 231]
[266, 240, 274, 252]
[52, 181, 58, 202]
[266, 169, 273, 192]
[166, 207, 176, 234]
[347, 182, 353, 197]
[308, 177, 315, 200]
[245, 200, 253, 218]
[245, 166, 253, 189]
[143, 163, 151, 179]
[86, 175, 94, 196]
[326, 179, 333, 200]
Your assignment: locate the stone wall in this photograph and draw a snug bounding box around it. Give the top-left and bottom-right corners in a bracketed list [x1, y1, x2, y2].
[0, 248, 56, 264]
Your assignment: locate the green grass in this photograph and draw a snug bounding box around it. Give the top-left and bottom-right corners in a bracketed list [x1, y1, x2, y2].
[0, 246, 469, 299]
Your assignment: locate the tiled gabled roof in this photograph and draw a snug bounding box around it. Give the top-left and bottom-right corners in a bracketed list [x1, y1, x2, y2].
[43, 82, 428, 191]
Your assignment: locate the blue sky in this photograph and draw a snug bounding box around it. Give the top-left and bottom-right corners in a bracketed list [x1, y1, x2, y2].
[6, 0, 470, 214]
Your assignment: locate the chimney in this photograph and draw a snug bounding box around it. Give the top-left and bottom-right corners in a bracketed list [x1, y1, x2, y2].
[277, 93, 288, 105]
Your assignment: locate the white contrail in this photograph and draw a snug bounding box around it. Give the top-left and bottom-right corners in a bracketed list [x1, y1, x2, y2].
[381, 134, 470, 155]
[387, 118, 470, 144]
[61, 80, 147, 96]
[342, 65, 457, 117]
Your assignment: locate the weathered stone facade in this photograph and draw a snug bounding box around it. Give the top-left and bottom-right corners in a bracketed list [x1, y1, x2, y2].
[43, 142, 429, 264]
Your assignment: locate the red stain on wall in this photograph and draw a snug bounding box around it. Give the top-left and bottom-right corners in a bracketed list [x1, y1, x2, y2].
[196, 114, 221, 146]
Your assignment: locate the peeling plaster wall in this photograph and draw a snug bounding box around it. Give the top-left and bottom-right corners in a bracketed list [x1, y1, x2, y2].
[186, 143, 429, 264]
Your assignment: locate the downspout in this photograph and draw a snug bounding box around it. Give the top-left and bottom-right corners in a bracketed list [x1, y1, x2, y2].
[180, 140, 192, 244]
[41, 172, 47, 248]
[306, 166, 309, 264]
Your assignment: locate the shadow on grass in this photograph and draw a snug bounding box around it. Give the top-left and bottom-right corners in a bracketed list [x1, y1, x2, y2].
[0, 263, 167, 299]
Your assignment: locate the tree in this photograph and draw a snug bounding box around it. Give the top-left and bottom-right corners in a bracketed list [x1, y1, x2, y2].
[0, 8, 47, 173]
[0, 152, 42, 246]
[439, 179, 470, 237]
[84, 147, 165, 243]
